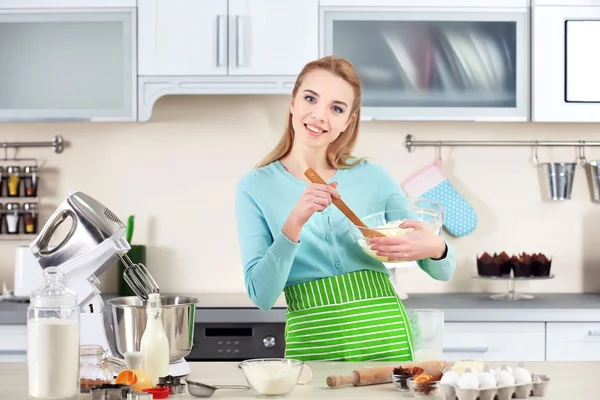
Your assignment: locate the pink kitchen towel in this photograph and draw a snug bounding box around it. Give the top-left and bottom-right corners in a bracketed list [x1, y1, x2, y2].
[402, 160, 477, 237]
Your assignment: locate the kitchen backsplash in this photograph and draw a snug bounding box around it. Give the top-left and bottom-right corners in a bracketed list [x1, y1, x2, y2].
[1, 95, 599, 295]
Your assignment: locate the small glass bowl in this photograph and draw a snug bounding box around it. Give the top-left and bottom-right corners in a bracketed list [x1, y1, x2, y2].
[391, 373, 411, 391]
[407, 377, 441, 397]
[238, 358, 304, 397]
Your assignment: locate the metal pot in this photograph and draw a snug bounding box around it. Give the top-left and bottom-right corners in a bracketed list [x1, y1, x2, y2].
[106, 295, 199, 362]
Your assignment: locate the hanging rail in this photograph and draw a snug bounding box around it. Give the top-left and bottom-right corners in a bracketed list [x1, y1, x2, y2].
[0, 135, 64, 154]
[405, 134, 600, 152]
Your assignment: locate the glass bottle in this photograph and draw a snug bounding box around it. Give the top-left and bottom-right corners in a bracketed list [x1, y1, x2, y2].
[23, 165, 39, 197]
[23, 202, 38, 234]
[6, 166, 21, 197]
[27, 267, 80, 400]
[79, 345, 112, 393]
[5, 203, 20, 234]
[140, 293, 169, 386]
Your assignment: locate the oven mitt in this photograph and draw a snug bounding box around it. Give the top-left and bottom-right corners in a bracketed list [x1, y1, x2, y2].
[401, 160, 477, 237]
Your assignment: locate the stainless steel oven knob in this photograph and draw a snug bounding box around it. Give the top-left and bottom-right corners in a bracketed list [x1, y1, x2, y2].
[263, 335, 276, 348]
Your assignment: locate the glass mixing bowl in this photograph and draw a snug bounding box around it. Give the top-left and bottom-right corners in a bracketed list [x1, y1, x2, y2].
[238, 358, 304, 397]
[347, 197, 444, 263]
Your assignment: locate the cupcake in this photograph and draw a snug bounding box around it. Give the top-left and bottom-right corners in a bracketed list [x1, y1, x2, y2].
[532, 253, 552, 276]
[513, 253, 533, 277]
[496, 251, 512, 276]
[477, 252, 501, 276]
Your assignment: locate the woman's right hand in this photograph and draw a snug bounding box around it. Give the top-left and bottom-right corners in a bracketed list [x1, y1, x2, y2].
[282, 182, 340, 242]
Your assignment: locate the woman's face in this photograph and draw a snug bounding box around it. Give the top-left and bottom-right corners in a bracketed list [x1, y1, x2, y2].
[290, 69, 356, 151]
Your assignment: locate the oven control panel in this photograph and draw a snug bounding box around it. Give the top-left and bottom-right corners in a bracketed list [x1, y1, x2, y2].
[186, 322, 286, 361]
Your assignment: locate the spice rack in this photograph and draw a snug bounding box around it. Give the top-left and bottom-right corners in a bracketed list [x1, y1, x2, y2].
[0, 135, 64, 241]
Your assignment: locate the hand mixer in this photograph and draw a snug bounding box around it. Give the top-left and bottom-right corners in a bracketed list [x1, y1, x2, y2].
[29, 190, 160, 363]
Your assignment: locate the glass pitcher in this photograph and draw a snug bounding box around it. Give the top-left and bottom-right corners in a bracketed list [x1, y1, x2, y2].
[410, 309, 444, 362]
[27, 266, 80, 400]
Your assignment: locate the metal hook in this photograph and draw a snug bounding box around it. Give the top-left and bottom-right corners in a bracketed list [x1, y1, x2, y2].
[530, 141, 540, 165]
[437, 141, 442, 161]
[578, 141, 587, 165]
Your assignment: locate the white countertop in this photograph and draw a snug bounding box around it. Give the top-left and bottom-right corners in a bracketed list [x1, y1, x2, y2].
[2, 360, 600, 399]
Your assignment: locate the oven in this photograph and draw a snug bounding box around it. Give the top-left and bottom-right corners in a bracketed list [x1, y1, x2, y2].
[533, 0, 600, 122]
[186, 322, 286, 362]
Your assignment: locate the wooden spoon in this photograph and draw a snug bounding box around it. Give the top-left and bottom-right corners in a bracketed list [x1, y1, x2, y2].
[304, 168, 386, 238]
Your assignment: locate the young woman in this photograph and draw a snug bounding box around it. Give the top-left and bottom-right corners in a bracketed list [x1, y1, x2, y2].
[235, 55, 456, 362]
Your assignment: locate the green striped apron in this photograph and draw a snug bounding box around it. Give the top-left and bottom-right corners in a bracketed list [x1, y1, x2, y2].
[283, 269, 414, 362]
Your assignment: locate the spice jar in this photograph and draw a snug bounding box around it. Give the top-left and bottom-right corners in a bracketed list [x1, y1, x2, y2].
[23, 165, 38, 197]
[27, 266, 80, 400]
[5, 203, 20, 234]
[23, 202, 38, 234]
[80, 345, 112, 393]
[6, 166, 21, 197]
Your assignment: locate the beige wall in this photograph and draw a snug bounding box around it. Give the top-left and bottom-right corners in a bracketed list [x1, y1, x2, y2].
[1, 95, 600, 296]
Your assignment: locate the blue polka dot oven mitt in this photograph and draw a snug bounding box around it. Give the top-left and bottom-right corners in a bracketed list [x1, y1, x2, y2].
[401, 160, 477, 237]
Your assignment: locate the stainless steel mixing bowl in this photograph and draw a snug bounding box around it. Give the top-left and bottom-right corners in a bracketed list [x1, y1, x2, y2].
[107, 295, 199, 362]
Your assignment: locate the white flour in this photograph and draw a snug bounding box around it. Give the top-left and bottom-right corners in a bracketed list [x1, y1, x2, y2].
[28, 317, 80, 399]
[243, 364, 301, 395]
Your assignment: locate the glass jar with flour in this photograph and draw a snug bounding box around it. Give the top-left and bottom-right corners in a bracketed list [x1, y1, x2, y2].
[28, 266, 80, 400]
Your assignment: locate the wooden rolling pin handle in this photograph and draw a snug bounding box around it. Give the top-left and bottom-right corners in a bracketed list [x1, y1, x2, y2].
[326, 372, 358, 387]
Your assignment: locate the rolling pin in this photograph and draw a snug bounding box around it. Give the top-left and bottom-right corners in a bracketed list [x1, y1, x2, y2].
[326, 360, 453, 388]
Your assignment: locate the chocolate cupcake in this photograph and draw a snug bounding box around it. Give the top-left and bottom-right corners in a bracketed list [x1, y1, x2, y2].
[477, 252, 501, 276]
[496, 251, 512, 276]
[513, 253, 533, 277]
[532, 253, 552, 276]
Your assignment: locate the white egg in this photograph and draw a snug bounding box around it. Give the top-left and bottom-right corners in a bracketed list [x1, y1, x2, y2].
[513, 363, 532, 385]
[478, 366, 497, 390]
[456, 368, 479, 390]
[494, 365, 515, 387]
[440, 370, 460, 386]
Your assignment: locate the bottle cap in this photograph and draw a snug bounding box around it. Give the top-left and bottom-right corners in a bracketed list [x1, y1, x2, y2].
[124, 351, 143, 370]
[29, 266, 78, 308]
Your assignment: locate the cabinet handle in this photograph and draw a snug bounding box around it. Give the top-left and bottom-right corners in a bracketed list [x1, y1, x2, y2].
[236, 15, 246, 68]
[589, 329, 600, 336]
[216, 15, 227, 68]
[444, 346, 489, 353]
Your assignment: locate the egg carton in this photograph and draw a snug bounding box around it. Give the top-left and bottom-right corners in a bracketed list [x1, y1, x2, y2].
[440, 374, 550, 400]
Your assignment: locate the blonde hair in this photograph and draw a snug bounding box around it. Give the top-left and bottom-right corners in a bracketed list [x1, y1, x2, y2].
[256, 55, 365, 169]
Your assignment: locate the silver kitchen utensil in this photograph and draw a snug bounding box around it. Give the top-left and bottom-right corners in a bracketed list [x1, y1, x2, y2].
[540, 162, 577, 200]
[107, 295, 198, 362]
[127, 393, 152, 400]
[90, 384, 133, 400]
[185, 378, 250, 398]
[29, 191, 160, 300]
[586, 160, 600, 202]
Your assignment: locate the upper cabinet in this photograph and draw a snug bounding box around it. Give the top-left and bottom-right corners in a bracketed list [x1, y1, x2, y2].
[137, 0, 319, 121]
[532, 0, 600, 122]
[320, 1, 530, 121]
[0, 5, 137, 122]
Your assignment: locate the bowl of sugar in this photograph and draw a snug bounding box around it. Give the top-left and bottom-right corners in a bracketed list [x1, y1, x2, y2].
[238, 358, 304, 397]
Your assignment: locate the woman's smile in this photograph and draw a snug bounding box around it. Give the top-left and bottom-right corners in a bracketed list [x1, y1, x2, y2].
[304, 123, 328, 137]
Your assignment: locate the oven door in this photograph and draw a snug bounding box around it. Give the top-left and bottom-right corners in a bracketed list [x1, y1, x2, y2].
[533, 1, 600, 122]
[186, 323, 286, 362]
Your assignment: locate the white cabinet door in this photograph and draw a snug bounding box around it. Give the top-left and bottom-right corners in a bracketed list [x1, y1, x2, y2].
[443, 323, 546, 361]
[546, 322, 600, 361]
[227, 0, 319, 76]
[0, 325, 27, 362]
[138, 0, 228, 76]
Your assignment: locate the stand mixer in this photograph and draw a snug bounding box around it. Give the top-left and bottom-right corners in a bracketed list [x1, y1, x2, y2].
[28, 190, 191, 376]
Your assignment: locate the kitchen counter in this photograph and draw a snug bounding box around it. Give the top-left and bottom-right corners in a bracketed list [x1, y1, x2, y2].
[2, 360, 599, 399]
[2, 293, 600, 324]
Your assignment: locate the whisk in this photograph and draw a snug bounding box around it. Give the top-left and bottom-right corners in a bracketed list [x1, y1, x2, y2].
[118, 253, 160, 300]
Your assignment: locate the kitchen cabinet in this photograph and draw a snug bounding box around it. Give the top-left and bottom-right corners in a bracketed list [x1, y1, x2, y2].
[137, 0, 318, 121]
[0, 325, 27, 363]
[532, 0, 600, 122]
[0, 0, 136, 7]
[546, 322, 600, 361]
[443, 322, 546, 361]
[320, 0, 530, 121]
[0, 6, 137, 122]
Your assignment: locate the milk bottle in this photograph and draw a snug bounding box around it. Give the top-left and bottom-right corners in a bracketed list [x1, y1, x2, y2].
[27, 266, 80, 400]
[140, 293, 169, 386]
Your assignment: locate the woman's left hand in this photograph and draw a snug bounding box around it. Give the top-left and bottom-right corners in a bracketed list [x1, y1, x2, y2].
[368, 220, 447, 262]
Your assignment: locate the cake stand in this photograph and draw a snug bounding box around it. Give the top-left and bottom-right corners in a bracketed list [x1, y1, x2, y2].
[471, 274, 555, 300]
